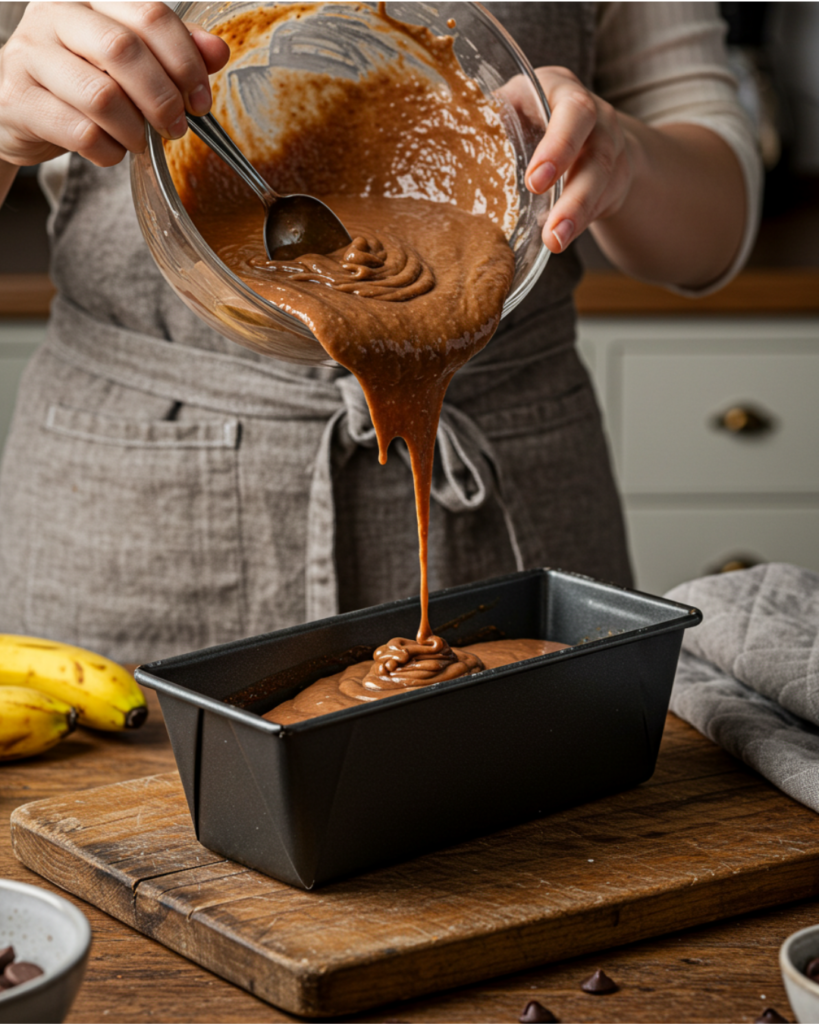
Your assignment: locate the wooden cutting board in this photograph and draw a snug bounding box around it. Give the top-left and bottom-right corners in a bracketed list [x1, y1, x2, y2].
[11, 716, 819, 1019]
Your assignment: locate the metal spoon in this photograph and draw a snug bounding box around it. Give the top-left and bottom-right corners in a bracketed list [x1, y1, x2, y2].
[186, 113, 352, 261]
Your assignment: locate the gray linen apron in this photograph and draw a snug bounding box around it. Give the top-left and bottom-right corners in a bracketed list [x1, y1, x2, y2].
[0, 2, 631, 663]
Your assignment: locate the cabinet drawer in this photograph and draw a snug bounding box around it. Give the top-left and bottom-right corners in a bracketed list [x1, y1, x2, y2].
[619, 351, 819, 494]
[625, 505, 819, 596]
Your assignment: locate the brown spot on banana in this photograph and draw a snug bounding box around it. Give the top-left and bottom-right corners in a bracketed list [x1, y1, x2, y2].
[1, 732, 31, 752]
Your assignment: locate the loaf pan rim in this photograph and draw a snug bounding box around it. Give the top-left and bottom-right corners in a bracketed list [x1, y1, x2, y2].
[135, 567, 702, 736]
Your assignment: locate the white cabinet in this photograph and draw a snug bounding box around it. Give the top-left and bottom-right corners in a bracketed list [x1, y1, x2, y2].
[577, 317, 819, 595]
[0, 321, 46, 459]
[620, 350, 819, 494]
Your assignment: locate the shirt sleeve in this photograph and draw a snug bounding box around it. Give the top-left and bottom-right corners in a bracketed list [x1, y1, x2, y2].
[594, 2, 762, 295]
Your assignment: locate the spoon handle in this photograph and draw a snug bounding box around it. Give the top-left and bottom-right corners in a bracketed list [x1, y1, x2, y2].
[185, 113, 279, 208]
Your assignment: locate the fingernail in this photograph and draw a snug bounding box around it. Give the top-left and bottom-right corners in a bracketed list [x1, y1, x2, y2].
[189, 83, 211, 116]
[551, 219, 575, 252]
[527, 160, 556, 194]
[169, 114, 188, 140]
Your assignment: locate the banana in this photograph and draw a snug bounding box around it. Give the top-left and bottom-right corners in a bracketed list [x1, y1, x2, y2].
[0, 635, 148, 732]
[0, 685, 78, 761]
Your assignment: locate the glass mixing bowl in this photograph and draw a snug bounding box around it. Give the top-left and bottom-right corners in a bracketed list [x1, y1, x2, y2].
[130, 1, 561, 366]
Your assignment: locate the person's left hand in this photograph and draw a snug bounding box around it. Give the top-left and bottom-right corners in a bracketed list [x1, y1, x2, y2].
[525, 66, 635, 254]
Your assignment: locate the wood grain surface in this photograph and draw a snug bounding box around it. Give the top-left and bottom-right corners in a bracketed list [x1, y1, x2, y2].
[574, 269, 819, 315]
[10, 703, 819, 1019]
[1, 687, 815, 1023]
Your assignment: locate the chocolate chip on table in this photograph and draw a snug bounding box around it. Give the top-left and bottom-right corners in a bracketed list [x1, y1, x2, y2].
[4, 962, 44, 986]
[755, 1009, 789, 1024]
[519, 999, 559, 1023]
[805, 956, 819, 981]
[0, 948, 13, 972]
[580, 969, 619, 995]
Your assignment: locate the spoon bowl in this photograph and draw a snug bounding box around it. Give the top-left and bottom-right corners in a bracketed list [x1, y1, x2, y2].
[186, 113, 352, 260]
[264, 193, 353, 261]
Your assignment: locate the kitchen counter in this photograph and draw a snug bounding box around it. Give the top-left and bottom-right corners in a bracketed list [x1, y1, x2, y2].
[0, 273, 55, 317]
[4, 266, 819, 320]
[574, 174, 819, 315]
[576, 267, 819, 315]
[3, 175, 819, 320]
[1, 685, 814, 1024]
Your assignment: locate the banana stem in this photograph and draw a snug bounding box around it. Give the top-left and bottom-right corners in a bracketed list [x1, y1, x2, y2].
[125, 706, 149, 729]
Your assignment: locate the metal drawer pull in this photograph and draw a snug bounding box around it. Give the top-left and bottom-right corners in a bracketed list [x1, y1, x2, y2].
[705, 555, 762, 576]
[717, 557, 759, 574]
[714, 405, 774, 435]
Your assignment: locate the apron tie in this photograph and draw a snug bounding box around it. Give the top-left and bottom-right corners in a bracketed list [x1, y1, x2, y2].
[435, 403, 525, 565]
[305, 376, 523, 621]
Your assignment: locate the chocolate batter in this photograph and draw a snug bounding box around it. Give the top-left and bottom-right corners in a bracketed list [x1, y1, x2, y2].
[167, 4, 564, 720]
[266, 637, 570, 725]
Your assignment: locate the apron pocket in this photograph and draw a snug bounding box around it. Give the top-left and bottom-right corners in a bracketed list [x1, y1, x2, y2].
[23, 403, 245, 662]
[44, 403, 240, 448]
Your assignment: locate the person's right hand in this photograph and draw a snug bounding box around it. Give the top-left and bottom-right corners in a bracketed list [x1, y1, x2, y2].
[0, 1, 230, 168]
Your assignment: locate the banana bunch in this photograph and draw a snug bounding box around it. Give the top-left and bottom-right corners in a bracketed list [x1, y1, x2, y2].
[0, 686, 77, 761]
[0, 634, 148, 760]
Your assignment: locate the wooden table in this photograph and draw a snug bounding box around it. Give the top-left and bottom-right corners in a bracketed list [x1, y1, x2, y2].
[2, 687, 816, 1024]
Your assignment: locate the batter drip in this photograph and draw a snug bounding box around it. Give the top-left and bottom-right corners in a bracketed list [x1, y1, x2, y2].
[359, 635, 484, 691]
[167, 4, 565, 718]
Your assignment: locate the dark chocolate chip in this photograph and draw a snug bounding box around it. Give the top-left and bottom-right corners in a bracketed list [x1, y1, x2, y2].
[805, 956, 819, 981]
[519, 1000, 558, 1023]
[4, 962, 44, 986]
[580, 969, 619, 995]
[0, 948, 13, 972]
[755, 1009, 789, 1024]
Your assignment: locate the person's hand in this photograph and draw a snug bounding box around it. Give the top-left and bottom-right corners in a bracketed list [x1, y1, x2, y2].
[0, 2, 230, 168]
[525, 67, 635, 255]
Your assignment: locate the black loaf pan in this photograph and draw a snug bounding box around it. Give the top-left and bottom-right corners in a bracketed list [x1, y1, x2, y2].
[136, 568, 702, 890]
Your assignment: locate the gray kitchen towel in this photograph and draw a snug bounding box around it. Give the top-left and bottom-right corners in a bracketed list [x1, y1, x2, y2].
[667, 563, 819, 812]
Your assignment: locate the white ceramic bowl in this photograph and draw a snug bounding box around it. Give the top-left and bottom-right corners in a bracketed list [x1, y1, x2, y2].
[781, 923, 819, 1023]
[0, 880, 91, 1024]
